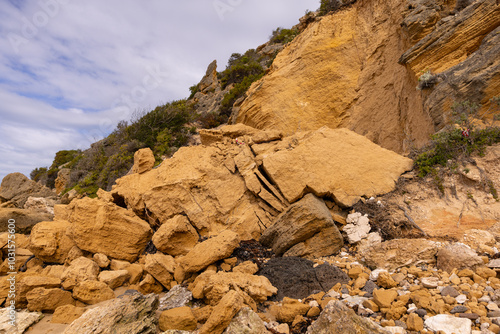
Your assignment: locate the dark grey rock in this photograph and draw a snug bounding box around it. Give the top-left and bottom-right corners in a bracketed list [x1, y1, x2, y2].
[441, 286, 460, 298]
[415, 309, 427, 317]
[450, 305, 468, 314]
[258, 257, 349, 300]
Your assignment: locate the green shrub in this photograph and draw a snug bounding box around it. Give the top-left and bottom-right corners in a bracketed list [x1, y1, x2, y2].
[50, 150, 81, 169]
[219, 50, 264, 89]
[219, 73, 264, 119]
[188, 83, 200, 99]
[415, 97, 500, 177]
[269, 27, 299, 44]
[30, 167, 47, 182]
[417, 70, 438, 90]
[319, 0, 341, 15]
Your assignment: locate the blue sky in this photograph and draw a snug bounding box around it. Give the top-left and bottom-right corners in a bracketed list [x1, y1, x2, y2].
[0, 0, 319, 182]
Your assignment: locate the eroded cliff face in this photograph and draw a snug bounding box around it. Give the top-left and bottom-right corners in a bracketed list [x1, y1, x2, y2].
[232, 0, 500, 153]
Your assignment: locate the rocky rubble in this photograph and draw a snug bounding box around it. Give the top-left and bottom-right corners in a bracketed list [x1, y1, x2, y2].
[0, 122, 498, 334]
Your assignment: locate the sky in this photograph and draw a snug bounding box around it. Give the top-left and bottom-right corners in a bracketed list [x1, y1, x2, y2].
[0, 0, 319, 182]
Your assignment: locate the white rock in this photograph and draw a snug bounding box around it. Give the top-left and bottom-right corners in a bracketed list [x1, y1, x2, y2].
[309, 300, 319, 308]
[384, 326, 406, 334]
[487, 303, 499, 311]
[342, 296, 368, 308]
[0, 309, 43, 334]
[488, 259, 500, 268]
[407, 303, 417, 313]
[456, 294, 468, 304]
[369, 268, 388, 281]
[424, 314, 472, 334]
[421, 277, 439, 289]
[344, 212, 371, 243]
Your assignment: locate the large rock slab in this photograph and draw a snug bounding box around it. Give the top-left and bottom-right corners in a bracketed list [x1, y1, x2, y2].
[0, 208, 53, 234]
[114, 144, 271, 240]
[361, 238, 439, 270]
[0, 172, 55, 208]
[63, 290, 158, 334]
[28, 220, 76, 264]
[261, 128, 413, 207]
[176, 230, 240, 274]
[199, 290, 243, 334]
[67, 197, 152, 262]
[61, 256, 100, 290]
[260, 194, 343, 257]
[258, 257, 349, 300]
[306, 300, 389, 334]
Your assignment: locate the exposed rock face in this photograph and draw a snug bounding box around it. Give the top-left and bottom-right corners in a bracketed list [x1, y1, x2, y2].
[67, 197, 152, 262]
[233, 0, 435, 153]
[0, 173, 55, 208]
[258, 257, 349, 300]
[132, 148, 155, 174]
[63, 291, 158, 334]
[233, 0, 500, 153]
[261, 127, 413, 206]
[0, 208, 53, 234]
[260, 194, 343, 258]
[24, 196, 56, 215]
[399, 0, 500, 74]
[306, 300, 389, 334]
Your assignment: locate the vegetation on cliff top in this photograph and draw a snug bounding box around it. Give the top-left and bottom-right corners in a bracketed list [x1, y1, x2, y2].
[414, 97, 500, 196]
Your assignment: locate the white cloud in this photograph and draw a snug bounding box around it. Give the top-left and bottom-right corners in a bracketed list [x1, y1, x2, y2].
[0, 0, 319, 181]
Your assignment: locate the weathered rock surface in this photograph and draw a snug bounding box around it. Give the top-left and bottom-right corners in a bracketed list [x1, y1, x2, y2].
[114, 143, 271, 240]
[61, 256, 100, 290]
[159, 285, 193, 311]
[233, 0, 436, 153]
[54, 168, 71, 195]
[260, 194, 343, 258]
[437, 243, 484, 273]
[261, 128, 413, 206]
[72, 280, 115, 305]
[63, 291, 158, 334]
[68, 197, 152, 262]
[399, 0, 500, 74]
[26, 287, 75, 312]
[132, 148, 155, 174]
[98, 270, 130, 289]
[199, 290, 244, 334]
[223, 307, 271, 334]
[0, 208, 53, 234]
[361, 238, 438, 270]
[176, 230, 240, 274]
[144, 253, 175, 289]
[258, 257, 349, 300]
[159, 306, 197, 332]
[199, 123, 282, 146]
[24, 196, 56, 215]
[0, 173, 55, 208]
[306, 300, 389, 333]
[152, 215, 199, 257]
[191, 271, 277, 305]
[0, 308, 43, 334]
[51, 304, 86, 324]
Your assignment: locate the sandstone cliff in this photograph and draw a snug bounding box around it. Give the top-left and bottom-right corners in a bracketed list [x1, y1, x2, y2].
[232, 0, 500, 153]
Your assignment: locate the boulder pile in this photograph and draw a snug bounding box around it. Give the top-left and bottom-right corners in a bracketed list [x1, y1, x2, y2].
[0, 124, 498, 334]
